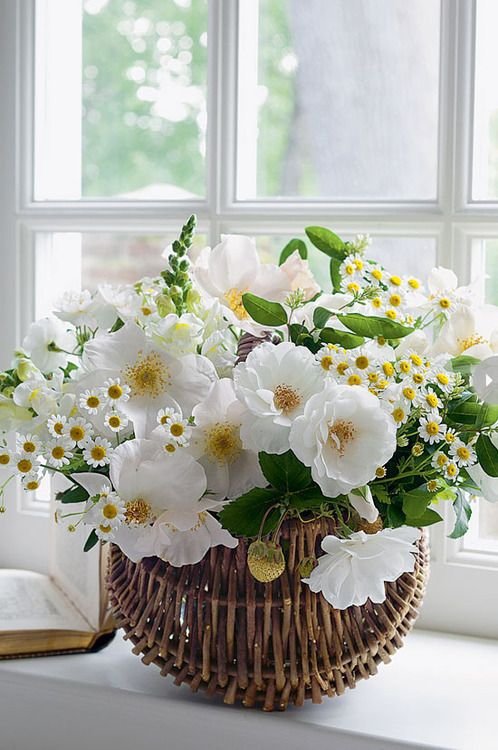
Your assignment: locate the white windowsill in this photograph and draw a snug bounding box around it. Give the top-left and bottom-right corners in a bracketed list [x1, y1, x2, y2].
[0, 628, 495, 750]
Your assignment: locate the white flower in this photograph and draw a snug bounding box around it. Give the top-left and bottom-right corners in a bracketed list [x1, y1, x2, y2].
[22, 317, 74, 372]
[152, 313, 204, 356]
[154, 407, 192, 447]
[468, 462, 498, 502]
[450, 439, 477, 468]
[13, 452, 38, 475]
[13, 375, 61, 418]
[0, 448, 12, 472]
[85, 491, 126, 540]
[188, 378, 266, 501]
[54, 290, 116, 330]
[395, 329, 429, 359]
[21, 471, 44, 492]
[431, 450, 449, 470]
[63, 417, 94, 448]
[418, 412, 446, 444]
[200, 329, 237, 378]
[100, 378, 130, 406]
[414, 388, 442, 411]
[443, 461, 460, 482]
[97, 284, 142, 320]
[104, 411, 129, 433]
[79, 389, 104, 415]
[280, 250, 320, 302]
[234, 341, 324, 455]
[302, 527, 420, 609]
[82, 322, 217, 437]
[193, 235, 289, 333]
[46, 437, 74, 468]
[47, 413, 68, 437]
[431, 305, 498, 360]
[82, 437, 113, 468]
[293, 292, 352, 330]
[289, 383, 397, 497]
[348, 486, 379, 523]
[15, 433, 42, 456]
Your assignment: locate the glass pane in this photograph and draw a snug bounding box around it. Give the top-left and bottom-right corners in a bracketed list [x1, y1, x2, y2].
[254, 234, 437, 289]
[479, 502, 498, 543]
[34, 0, 207, 200]
[237, 0, 440, 200]
[473, 0, 498, 200]
[484, 239, 498, 304]
[34, 231, 207, 316]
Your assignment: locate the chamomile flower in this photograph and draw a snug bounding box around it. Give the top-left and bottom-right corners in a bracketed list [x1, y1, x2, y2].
[156, 408, 191, 446]
[315, 344, 341, 373]
[400, 383, 418, 405]
[101, 378, 130, 406]
[396, 359, 412, 376]
[21, 472, 43, 492]
[87, 491, 125, 540]
[47, 413, 67, 437]
[443, 461, 460, 481]
[391, 402, 411, 426]
[340, 256, 361, 280]
[450, 440, 477, 468]
[0, 450, 12, 469]
[14, 452, 37, 475]
[431, 451, 449, 470]
[367, 265, 384, 285]
[15, 433, 42, 456]
[79, 389, 104, 415]
[63, 417, 93, 448]
[46, 438, 74, 468]
[418, 412, 447, 444]
[444, 428, 458, 445]
[415, 387, 443, 411]
[104, 411, 129, 433]
[83, 437, 113, 468]
[368, 295, 385, 314]
[429, 368, 455, 394]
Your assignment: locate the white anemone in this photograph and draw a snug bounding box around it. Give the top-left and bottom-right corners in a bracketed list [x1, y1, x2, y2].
[82, 321, 217, 436]
[430, 305, 498, 360]
[289, 383, 397, 497]
[302, 527, 420, 609]
[234, 341, 325, 454]
[22, 317, 75, 372]
[189, 378, 266, 501]
[193, 234, 289, 333]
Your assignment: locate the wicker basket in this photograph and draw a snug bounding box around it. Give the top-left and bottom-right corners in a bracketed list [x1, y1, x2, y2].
[107, 518, 429, 711]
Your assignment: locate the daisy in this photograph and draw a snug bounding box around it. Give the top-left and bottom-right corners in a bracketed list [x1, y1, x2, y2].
[46, 438, 74, 468]
[431, 451, 449, 470]
[415, 387, 443, 411]
[47, 413, 68, 437]
[428, 368, 455, 395]
[15, 433, 42, 456]
[21, 471, 43, 492]
[450, 439, 477, 468]
[86, 491, 126, 540]
[0, 449, 12, 469]
[418, 412, 447, 444]
[390, 402, 411, 426]
[79, 389, 104, 415]
[63, 417, 93, 448]
[14, 452, 37, 475]
[100, 378, 130, 407]
[443, 462, 460, 482]
[83, 437, 113, 468]
[444, 428, 458, 445]
[104, 411, 129, 433]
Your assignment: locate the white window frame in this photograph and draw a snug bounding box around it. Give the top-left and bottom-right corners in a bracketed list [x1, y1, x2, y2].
[1, 0, 498, 634]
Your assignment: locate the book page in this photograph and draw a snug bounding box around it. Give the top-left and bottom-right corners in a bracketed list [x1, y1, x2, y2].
[50, 478, 101, 630]
[0, 569, 90, 632]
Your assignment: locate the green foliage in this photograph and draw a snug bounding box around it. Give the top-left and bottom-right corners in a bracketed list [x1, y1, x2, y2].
[84, 529, 99, 552]
[242, 293, 288, 326]
[279, 238, 307, 265]
[312, 306, 333, 329]
[404, 508, 442, 527]
[476, 435, 498, 477]
[258, 450, 312, 492]
[320, 328, 365, 349]
[401, 486, 433, 518]
[449, 355, 480, 377]
[448, 491, 473, 539]
[56, 485, 90, 505]
[447, 398, 498, 428]
[336, 313, 414, 340]
[219, 488, 280, 537]
[329, 257, 342, 292]
[305, 226, 347, 259]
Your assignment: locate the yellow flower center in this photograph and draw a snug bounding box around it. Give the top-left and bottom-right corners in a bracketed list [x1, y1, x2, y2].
[427, 480, 438, 492]
[170, 423, 184, 437]
[26, 480, 40, 491]
[141, 306, 153, 317]
[458, 334, 487, 353]
[273, 384, 301, 414]
[0, 453, 10, 465]
[408, 278, 420, 289]
[372, 297, 382, 309]
[124, 351, 170, 398]
[164, 443, 176, 453]
[51, 446, 65, 460]
[224, 288, 248, 320]
[457, 446, 470, 461]
[436, 373, 449, 386]
[86, 396, 100, 409]
[439, 297, 451, 309]
[328, 420, 356, 456]
[17, 458, 33, 473]
[413, 373, 424, 384]
[375, 466, 386, 478]
[347, 282, 360, 294]
[53, 421, 64, 435]
[392, 407, 406, 423]
[23, 441, 36, 453]
[99, 524, 112, 534]
[426, 393, 439, 408]
[402, 387, 416, 401]
[347, 374, 362, 386]
[445, 431, 456, 444]
[125, 498, 152, 526]
[320, 355, 333, 371]
[353, 259, 364, 271]
[107, 384, 123, 400]
[436, 453, 448, 467]
[108, 415, 121, 429]
[389, 275, 402, 286]
[355, 356, 369, 370]
[70, 426, 85, 442]
[91, 446, 106, 461]
[446, 463, 458, 477]
[345, 264, 355, 276]
[426, 421, 440, 436]
[389, 294, 402, 307]
[336, 361, 349, 375]
[205, 423, 242, 463]
[383, 362, 394, 377]
[386, 309, 397, 320]
[399, 360, 411, 373]
[372, 269, 383, 281]
[103, 504, 118, 520]
[410, 354, 423, 366]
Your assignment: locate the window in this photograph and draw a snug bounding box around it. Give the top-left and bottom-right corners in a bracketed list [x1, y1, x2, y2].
[1, 0, 497, 633]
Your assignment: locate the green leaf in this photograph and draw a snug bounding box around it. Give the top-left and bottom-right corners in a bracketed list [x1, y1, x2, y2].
[258, 450, 312, 492]
[279, 238, 307, 265]
[56, 484, 90, 505]
[434, 487, 458, 502]
[336, 313, 414, 340]
[386, 504, 406, 528]
[320, 327, 365, 349]
[218, 488, 280, 537]
[402, 486, 432, 518]
[312, 306, 333, 329]
[448, 491, 472, 539]
[84, 529, 99, 552]
[242, 293, 288, 327]
[288, 486, 335, 511]
[288, 323, 308, 343]
[329, 258, 342, 293]
[447, 400, 498, 428]
[109, 317, 124, 333]
[405, 508, 443, 527]
[305, 226, 347, 260]
[476, 435, 498, 477]
[449, 355, 480, 377]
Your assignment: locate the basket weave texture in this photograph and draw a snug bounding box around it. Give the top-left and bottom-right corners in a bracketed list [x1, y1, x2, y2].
[108, 518, 429, 711]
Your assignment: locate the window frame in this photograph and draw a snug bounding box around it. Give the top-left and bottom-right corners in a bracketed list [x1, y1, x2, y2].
[2, 0, 498, 634]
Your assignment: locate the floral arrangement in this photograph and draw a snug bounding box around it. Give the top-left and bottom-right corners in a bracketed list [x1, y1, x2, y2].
[1, 218, 498, 610]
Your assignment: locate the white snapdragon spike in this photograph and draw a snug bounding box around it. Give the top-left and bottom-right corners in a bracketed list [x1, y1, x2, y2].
[289, 383, 397, 497]
[188, 379, 266, 501]
[13, 375, 62, 418]
[431, 305, 498, 360]
[234, 342, 325, 455]
[81, 321, 217, 437]
[302, 527, 420, 609]
[193, 235, 289, 333]
[152, 313, 204, 356]
[279, 250, 320, 302]
[22, 317, 75, 373]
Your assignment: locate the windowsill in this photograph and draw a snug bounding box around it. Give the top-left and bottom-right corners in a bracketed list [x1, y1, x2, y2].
[0, 628, 495, 750]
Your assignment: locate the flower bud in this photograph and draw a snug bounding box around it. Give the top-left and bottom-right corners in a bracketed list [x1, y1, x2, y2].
[247, 540, 286, 583]
[156, 294, 176, 318]
[16, 357, 40, 382]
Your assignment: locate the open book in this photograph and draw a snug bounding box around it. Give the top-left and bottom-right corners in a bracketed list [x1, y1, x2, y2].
[0, 494, 115, 659]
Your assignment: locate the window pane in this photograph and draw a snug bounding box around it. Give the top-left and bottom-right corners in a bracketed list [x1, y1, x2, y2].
[472, 0, 498, 200]
[34, 231, 206, 316]
[237, 0, 440, 200]
[34, 0, 207, 201]
[484, 239, 498, 303]
[254, 234, 437, 289]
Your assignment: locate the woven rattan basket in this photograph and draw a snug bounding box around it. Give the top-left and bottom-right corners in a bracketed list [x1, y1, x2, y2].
[108, 518, 429, 711]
